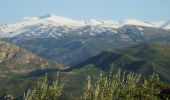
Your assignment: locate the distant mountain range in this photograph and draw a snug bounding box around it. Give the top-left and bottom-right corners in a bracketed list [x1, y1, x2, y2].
[0, 14, 170, 66]
[0, 14, 170, 38]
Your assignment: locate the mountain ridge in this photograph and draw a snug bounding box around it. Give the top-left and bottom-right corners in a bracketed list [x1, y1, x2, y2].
[0, 39, 64, 73]
[0, 14, 170, 38]
[71, 42, 170, 82]
[0, 14, 170, 66]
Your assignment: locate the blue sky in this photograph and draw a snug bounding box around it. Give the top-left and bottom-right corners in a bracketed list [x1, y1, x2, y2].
[0, 0, 170, 24]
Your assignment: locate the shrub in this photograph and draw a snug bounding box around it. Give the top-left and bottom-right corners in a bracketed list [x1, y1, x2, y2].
[82, 70, 161, 100]
[24, 72, 63, 100]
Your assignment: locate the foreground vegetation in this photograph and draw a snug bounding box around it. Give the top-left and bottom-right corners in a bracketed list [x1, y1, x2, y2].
[24, 73, 63, 100]
[83, 70, 161, 100]
[23, 69, 170, 100]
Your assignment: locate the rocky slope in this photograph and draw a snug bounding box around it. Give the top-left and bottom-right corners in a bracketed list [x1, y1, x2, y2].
[0, 40, 62, 73]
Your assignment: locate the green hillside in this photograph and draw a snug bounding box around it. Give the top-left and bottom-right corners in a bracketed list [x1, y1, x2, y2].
[73, 42, 170, 82]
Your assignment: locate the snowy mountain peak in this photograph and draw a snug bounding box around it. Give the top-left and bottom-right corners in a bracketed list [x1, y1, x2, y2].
[160, 20, 170, 29]
[123, 19, 152, 27]
[39, 14, 73, 21]
[1, 14, 170, 28]
[0, 14, 170, 38]
[39, 13, 55, 19]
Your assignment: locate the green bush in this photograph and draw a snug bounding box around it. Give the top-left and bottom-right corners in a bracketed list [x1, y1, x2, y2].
[82, 70, 161, 100]
[23, 69, 166, 100]
[24, 72, 63, 100]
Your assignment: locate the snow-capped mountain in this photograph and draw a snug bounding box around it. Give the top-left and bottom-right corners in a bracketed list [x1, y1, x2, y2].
[0, 14, 170, 66]
[0, 14, 170, 38]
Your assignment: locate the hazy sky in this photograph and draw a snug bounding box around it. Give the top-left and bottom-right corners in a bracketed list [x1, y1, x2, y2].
[0, 0, 170, 23]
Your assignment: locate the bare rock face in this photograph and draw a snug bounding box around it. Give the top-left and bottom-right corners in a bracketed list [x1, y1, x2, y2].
[0, 40, 62, 73]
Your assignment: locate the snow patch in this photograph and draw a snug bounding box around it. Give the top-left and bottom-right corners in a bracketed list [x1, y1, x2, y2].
[136, 26, 144, 31]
